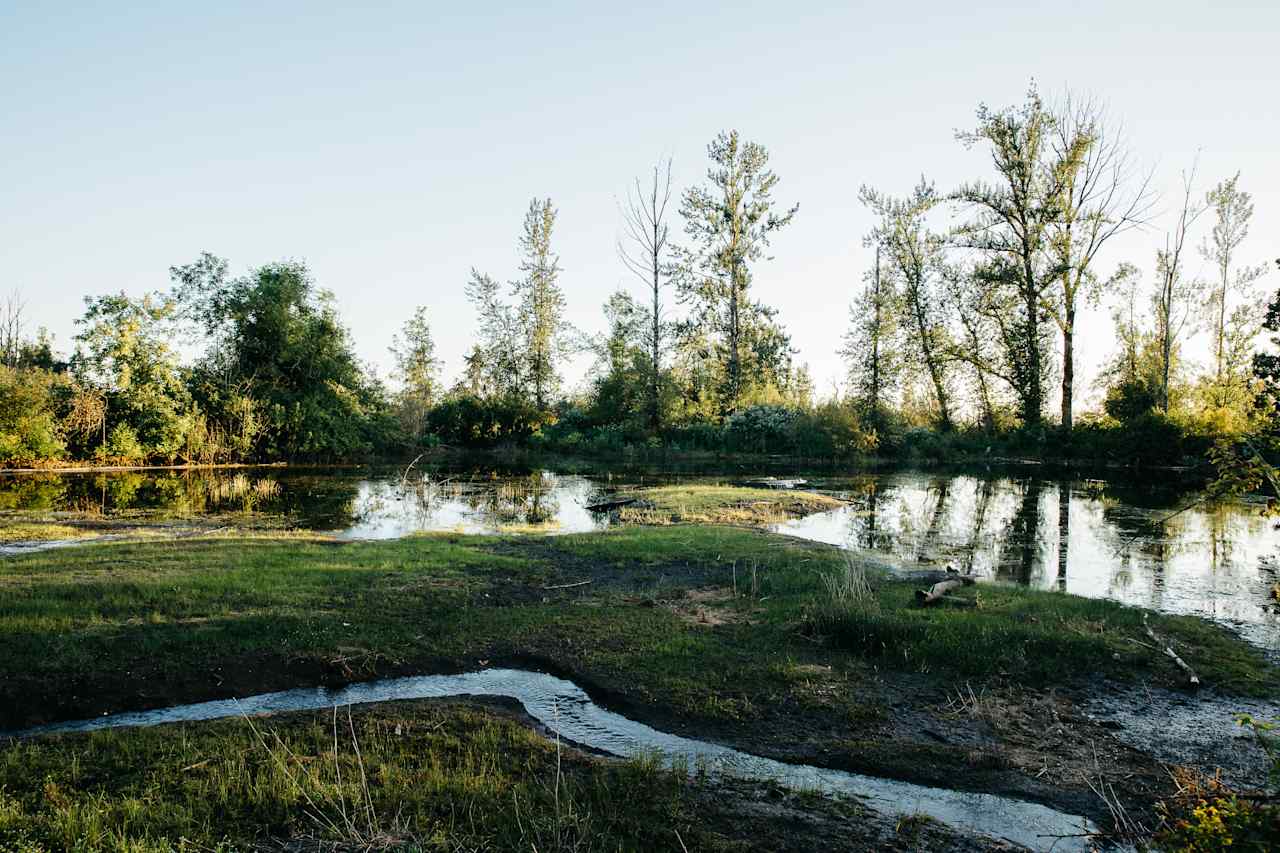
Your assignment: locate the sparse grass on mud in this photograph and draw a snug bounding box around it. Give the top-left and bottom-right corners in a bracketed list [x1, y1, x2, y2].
[2, 525, 1277, 847]
[3, 700, 951, 852]
[618, 484, 842, 525]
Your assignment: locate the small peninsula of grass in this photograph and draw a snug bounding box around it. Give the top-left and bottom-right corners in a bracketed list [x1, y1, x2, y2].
[618, 484, 843, 525]
[0, 522, 93, 544]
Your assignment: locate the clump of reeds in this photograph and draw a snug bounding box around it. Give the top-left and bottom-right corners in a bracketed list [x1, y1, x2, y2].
[821, 552, 875, 609]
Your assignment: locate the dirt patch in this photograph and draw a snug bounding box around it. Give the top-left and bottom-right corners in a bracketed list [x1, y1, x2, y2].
[666, 586, 749, 627]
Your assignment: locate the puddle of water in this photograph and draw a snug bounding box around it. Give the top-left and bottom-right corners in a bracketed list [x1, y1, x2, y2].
[8, 668, 1096, 851]
[774, 472, 1280, 650]
[336, 472, 611, 538]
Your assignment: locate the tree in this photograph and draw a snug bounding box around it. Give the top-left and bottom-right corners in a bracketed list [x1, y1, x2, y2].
[860, 179, 953, 430]
[619, 158, 675, 430]
[464, 270, 524, 400]
[1046, 93, 1153, 429]
[72, 291, 190, 460]
[1251, 259, 1280, 420]
[513, 198, 569, 411]
[390, 307, 442, 445]
[588, 290, 651, 425]
[678, 130, 797, 414]
[1201, 173, 1267, 410]
[171, 254, 384, 459]
[945, 264, 1005, 431]
[841, 244, 901, 430]
[953, 87, 1069, 428]
[1152, 166, 1208, 414]
[1, 290, 25, 369]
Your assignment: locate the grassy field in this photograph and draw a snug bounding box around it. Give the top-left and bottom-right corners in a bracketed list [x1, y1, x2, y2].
[2, 497, 1277, 849]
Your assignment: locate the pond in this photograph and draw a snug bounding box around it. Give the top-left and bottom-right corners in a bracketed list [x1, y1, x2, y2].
[2, 463, 1277, 650]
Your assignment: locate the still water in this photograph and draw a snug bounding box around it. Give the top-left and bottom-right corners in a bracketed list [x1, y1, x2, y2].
[2, 464, 1277, 648]
[774, 472, 1279, 651]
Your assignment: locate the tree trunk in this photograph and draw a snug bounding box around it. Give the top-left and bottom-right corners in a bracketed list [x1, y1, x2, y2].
[1061, 307, 1075, 429]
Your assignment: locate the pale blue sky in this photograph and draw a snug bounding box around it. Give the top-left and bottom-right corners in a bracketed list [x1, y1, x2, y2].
[2, 1, 1276, 408]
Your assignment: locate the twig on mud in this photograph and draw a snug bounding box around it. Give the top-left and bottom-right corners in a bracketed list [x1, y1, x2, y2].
[541, 579, 592, 590]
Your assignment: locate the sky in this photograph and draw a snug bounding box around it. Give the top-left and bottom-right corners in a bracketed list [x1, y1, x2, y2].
[2, 1, 1276, 412]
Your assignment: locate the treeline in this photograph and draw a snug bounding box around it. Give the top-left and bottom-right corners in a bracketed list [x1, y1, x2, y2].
[1, 89, 1276, 468]
[843, 87, 1275, 462]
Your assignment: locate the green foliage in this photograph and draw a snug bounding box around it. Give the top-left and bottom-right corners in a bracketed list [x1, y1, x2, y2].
[1104, 377, 1160, 423]
[0, 367, 65, 466]
[172, 254, 388, 461]
[677, 130, 798, 415]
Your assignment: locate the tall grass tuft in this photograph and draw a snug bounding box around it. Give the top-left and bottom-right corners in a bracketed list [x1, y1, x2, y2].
[821, 553, 876, 609]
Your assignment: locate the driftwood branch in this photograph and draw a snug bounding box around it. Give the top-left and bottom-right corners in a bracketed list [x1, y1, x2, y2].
[915, 575, 977, 606]
[1144, 615, 1201, 687]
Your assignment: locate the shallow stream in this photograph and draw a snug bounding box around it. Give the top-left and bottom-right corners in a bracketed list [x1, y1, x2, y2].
[10, 667, 1097, 852]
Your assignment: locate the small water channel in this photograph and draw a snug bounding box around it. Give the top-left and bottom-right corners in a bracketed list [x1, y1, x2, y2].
[8, 668, 1097, 852]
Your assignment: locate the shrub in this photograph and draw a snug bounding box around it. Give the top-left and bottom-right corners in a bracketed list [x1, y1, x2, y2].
[0, 367, 66, 466]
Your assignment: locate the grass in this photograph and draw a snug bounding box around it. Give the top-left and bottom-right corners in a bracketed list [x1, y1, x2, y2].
[0, 701, 817, 852]
[3, 525, 1277, 848]
[1, 526, 1274, 735]
[618, 485, 842, 525]
[803, 566, 1276, 690]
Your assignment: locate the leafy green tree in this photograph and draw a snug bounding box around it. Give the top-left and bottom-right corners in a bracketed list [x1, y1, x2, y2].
[464, 270, 524, 400]
[860, 179, 953, 429]
[1200, 174, 1268, 414]
[72, 292, 190, 460]
[677, 130, 797, 414]
[513, 198, 569, 410]
[841, 244, 901, 431]
[171, 255, 385, 460]
[587, 291, 655, 426]
[1251, 260, 1280, 421]
[0, 366, 66, 465]
[390, 307, 442, 446]
[954, 87, 1070, 427]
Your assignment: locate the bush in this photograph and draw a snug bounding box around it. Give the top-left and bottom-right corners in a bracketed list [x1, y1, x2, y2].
[724, 405, 795, 454]
[100, 423, 144, 465]
[0, 367, 66, 467]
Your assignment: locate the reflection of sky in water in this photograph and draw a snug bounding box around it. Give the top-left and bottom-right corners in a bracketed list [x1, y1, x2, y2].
[774, 473, 1280, 650]
[337, 472, 610, 538]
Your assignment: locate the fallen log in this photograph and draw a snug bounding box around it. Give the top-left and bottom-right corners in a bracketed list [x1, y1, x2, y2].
[915, 575, 977, 606]
[1144, 615, 1201, 687]
[585, 497, 638, 513]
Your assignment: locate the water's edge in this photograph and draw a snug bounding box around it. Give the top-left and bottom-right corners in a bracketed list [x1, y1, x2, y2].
[6, 668, 1097, 852]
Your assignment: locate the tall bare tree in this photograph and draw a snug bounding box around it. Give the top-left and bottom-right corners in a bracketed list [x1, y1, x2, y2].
[1, 289, 25, 369]
[1153, 165, 1208, 413]
[1047, 93, 1154, 429]
[619, 158, 674, 430]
